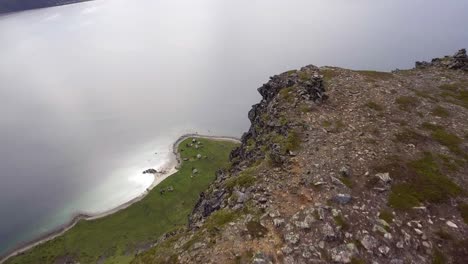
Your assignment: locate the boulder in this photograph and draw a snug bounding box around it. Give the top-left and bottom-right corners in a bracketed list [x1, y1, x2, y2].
[333, 194, 352, 204]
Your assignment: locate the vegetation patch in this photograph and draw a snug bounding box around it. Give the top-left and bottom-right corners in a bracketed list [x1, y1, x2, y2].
[365, 101, 384, 111]
[269, 130, 301, 154]
[298, 71, 310, 81]
[413, 89, 439, 102]
[395, 96, 419, 111]
[5, 138, 239, 264]
[439, 82, 468, 109]
[322, 120, 332, 127]
[204, 209, 241, 233]
[321, 68, 339, 82]
[350, 257, 366, 264]
[333, 214, 349, 230]
[356, 70, 394, 81]
[432, 248, 446, 264]
[246, 221, 268, 239]
[340, 177, 353, 189]
[394, 128, 427, 145]
[279, 86, 296, 103]
[439, 83, 461, 92]
[245, 138, 256, 152]
[225, 167, 257, 191]
[379, 209, 394, 223]
[285, 69, 297, 75]
[422, 123, 465, 156]
[437, 154, 464, 172]
[431, 106, 450, 117]
[388, 153, 462, 210]
[322, 119, 346, 133]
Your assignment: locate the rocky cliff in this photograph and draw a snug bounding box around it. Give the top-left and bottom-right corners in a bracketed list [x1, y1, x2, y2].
[133, 50, 468, 264]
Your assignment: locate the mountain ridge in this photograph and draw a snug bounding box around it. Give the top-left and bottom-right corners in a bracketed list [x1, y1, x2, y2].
[133, 49, 468, 264]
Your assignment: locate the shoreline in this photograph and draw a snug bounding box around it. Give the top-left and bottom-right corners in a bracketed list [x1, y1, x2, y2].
[0, 133, 240, 264]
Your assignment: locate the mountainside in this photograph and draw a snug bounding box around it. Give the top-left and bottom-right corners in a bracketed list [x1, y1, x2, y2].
[0, 0, 91, 14]
[133, 50, 468, 264]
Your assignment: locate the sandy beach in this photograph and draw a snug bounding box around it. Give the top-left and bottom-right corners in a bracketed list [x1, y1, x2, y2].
[0, 134, 240, 264]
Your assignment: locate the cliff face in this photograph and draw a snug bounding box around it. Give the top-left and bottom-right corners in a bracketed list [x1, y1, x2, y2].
[133, 50, 468, 264]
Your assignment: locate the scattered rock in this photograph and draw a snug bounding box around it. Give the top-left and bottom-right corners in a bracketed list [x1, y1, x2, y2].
[330, 243, 357, 263]
[360, 235, 377, 251]
[322, 223, 336, 240]
[284, 232, 300, 244]
[143, 168, 158, 174]
[446, 221, 458, 228]
[333, 194, 352, 204]
[340, 166, 351, 177]
[273, 218, 285, 227]
[378, 245, 390, 255]
[376, 172, 391, 183]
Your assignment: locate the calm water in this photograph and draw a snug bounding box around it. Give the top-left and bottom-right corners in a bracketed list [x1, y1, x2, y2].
[0, 0, 467, 256]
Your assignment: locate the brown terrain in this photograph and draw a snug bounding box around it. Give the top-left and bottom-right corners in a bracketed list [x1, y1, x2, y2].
[132, 50, 468, 264]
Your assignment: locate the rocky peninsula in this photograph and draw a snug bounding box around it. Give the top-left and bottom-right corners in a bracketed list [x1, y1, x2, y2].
[4, 49, 468, 264]
[134, 50, 468, 264]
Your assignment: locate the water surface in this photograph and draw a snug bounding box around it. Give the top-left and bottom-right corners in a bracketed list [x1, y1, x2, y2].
[0, 0, 467, 256]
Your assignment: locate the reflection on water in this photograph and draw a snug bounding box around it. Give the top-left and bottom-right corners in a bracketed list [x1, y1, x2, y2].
[1, 0, 467, 256]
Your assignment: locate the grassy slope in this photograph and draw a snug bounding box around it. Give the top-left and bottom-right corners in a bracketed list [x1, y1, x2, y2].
[6, 138, 238, 264]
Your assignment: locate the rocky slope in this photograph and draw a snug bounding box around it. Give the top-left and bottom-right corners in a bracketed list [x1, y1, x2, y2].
[133, 50, 468, 264]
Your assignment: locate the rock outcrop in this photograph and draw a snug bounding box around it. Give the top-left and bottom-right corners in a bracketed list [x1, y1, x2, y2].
[133, 50, 468, 264]
[416, 48, 468, 71]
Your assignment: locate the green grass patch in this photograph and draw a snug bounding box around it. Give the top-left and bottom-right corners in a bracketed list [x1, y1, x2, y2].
[365, 101, 384, 111]
[5, 138, 239, 264]
[351, 257, 365, 264]
[356, 70, 394, 81]
[333, 215, 349, 230]
[437, 154, 464, 172]
[421, 122, 443, 131]
[204, 209, 241, 233]
[321, 69, 339, 82]
[413, 90, 439, 102]
[422, 123, 466, 156]
[394, 128, 426, 145]
[379, 209, 394, 223]
[131, 233, 182, 264]
[439, 83, 461, 92]
[285, 69, 297, 75]
[388, 153, 462, 210]
[395, 96, 419, 111]
[340, 177, 353, 189]
[300, 104, 312, 113]
[246, 221, 268, 239]
[432, 248, 446, 264]
[245, 138, 256, 152]
[269, 131, 301, 154]
[431, 106, 450, 117]
[322, 119, 346, 133]
[439, 82, 468, 109]
[298, 71, 310, 81]
[279, 86, 295, 103]
[431, 129, 464, 156]
[225, 167, 257, 191]
[322, 120, 332, 127]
